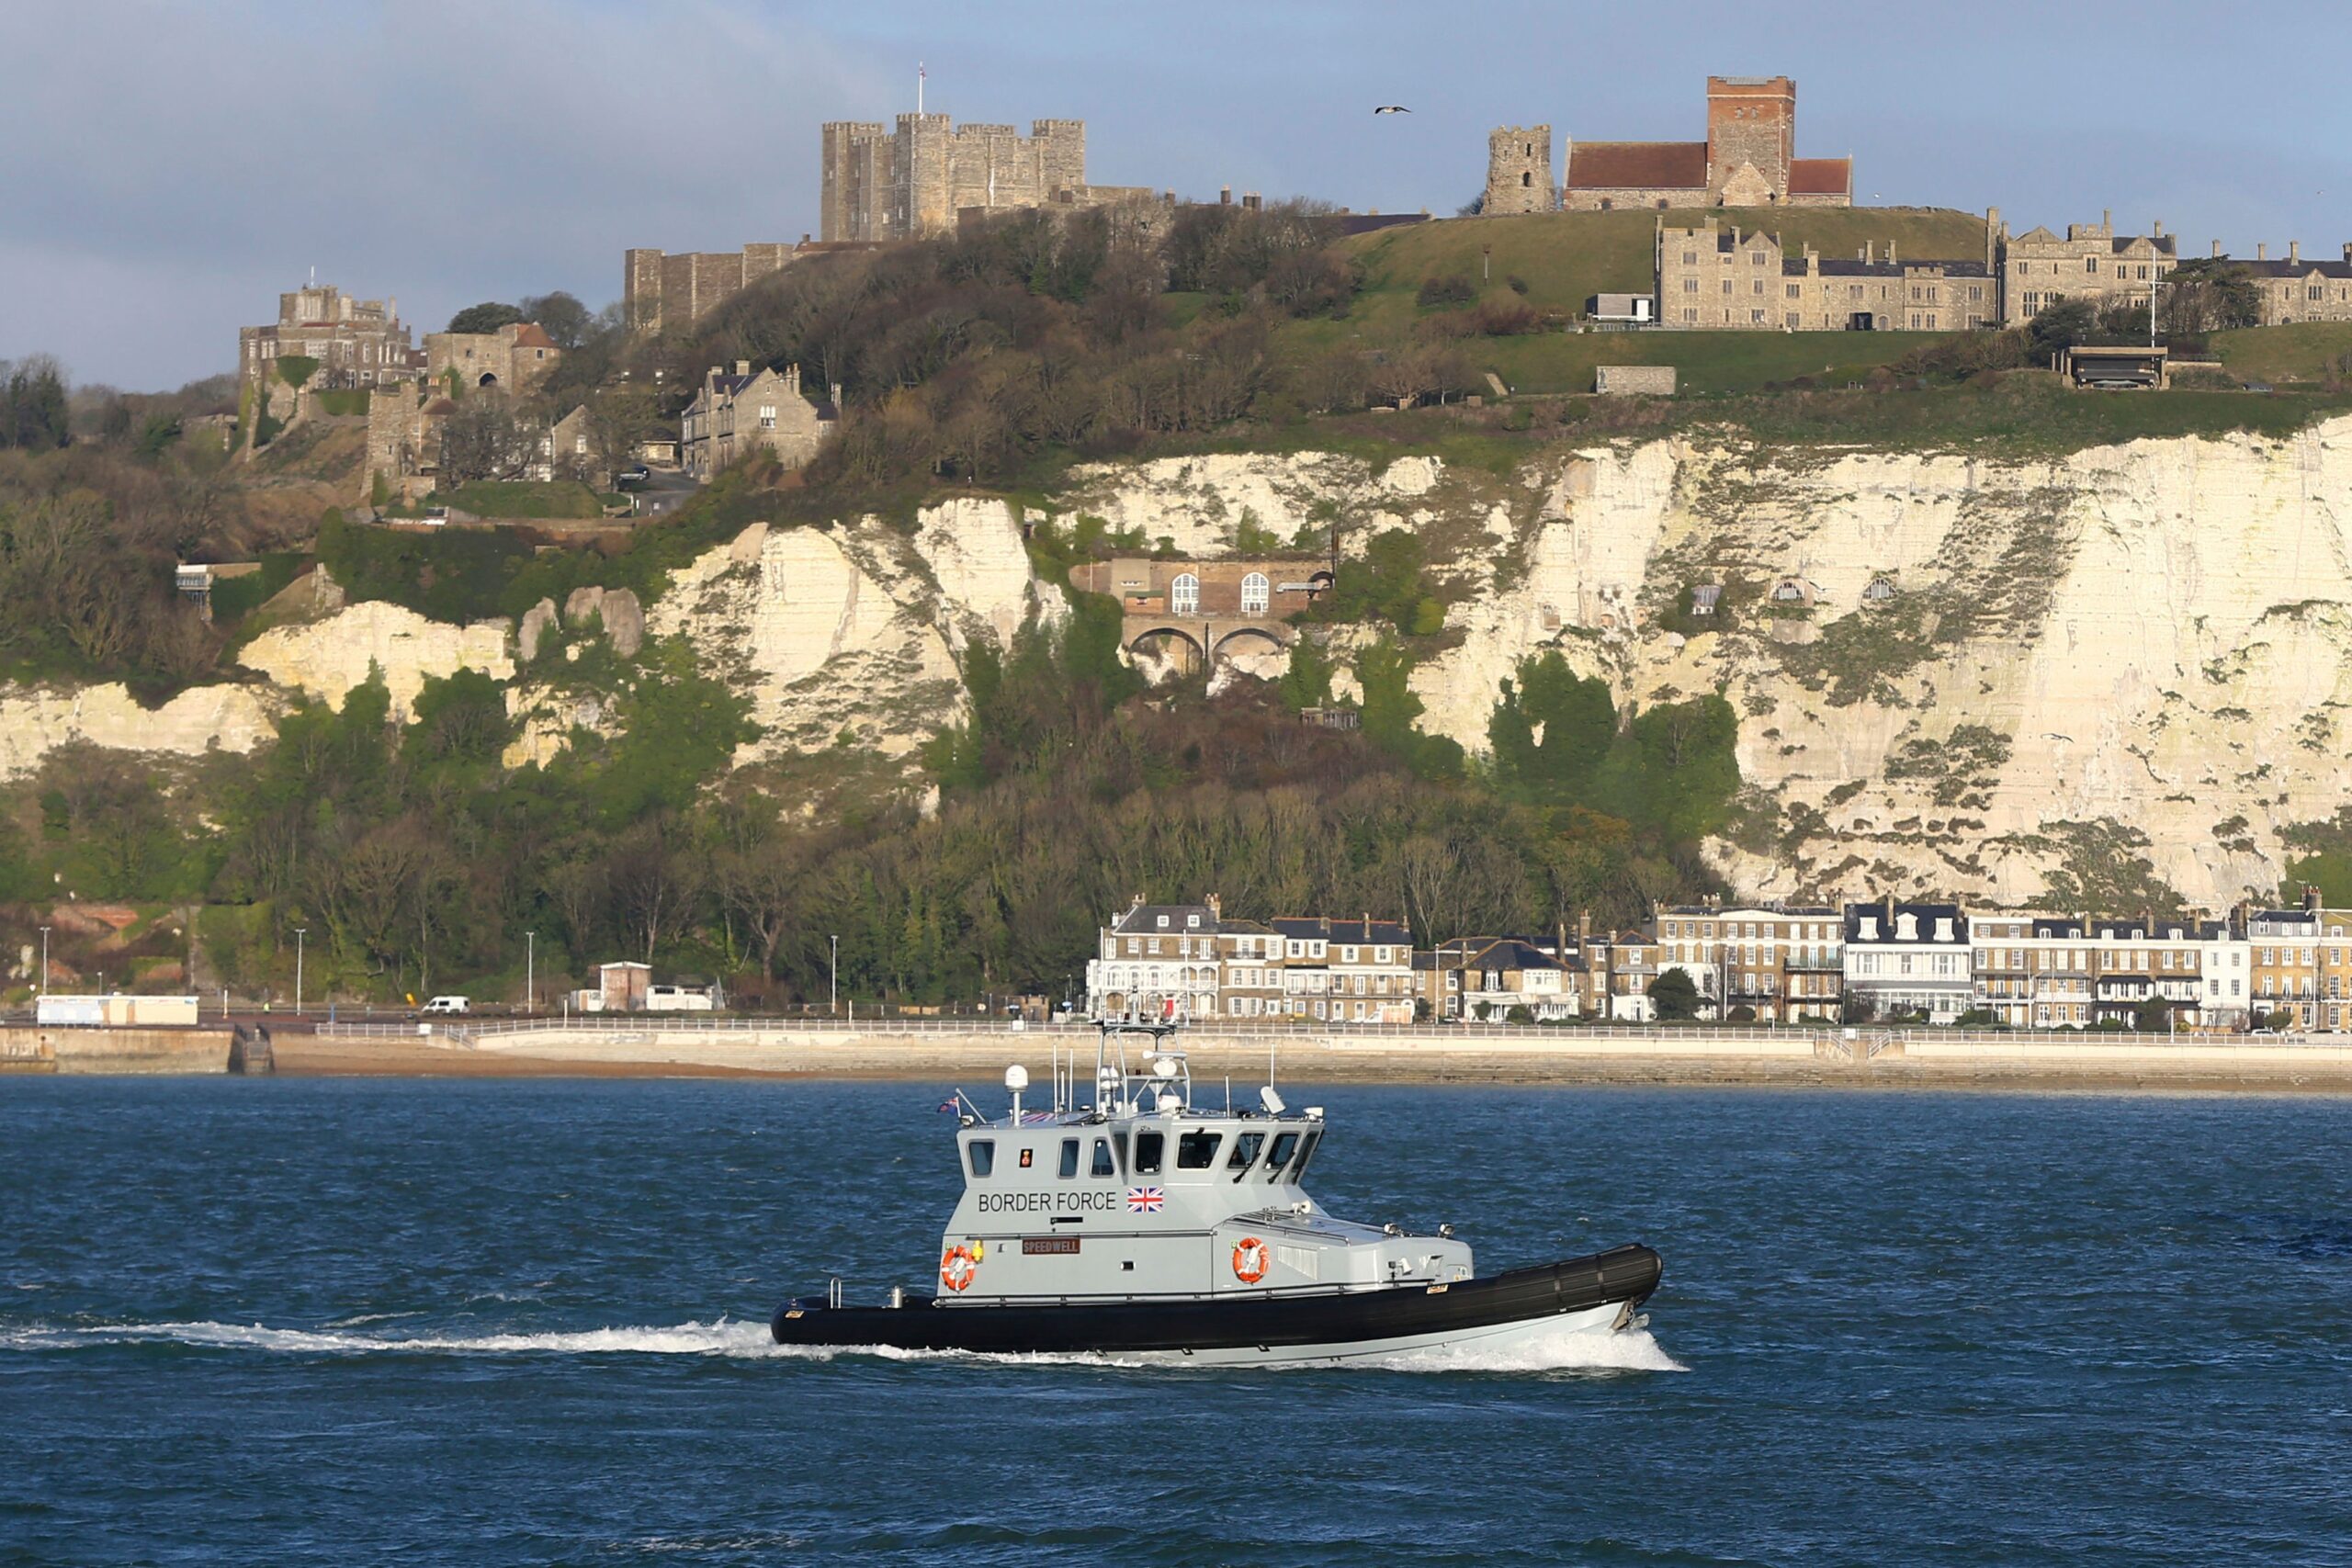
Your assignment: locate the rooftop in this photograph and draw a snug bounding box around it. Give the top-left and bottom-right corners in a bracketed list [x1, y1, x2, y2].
[1565, 140, 1707, 191]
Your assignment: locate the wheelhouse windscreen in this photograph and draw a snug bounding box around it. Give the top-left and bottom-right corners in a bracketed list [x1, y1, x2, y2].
[1263, 1132, 1300, 1177]
[1134, 1131, 1165, 1174]
[1177, 1130, 1224, 1169]
[1227, 1132, 1265, 1180]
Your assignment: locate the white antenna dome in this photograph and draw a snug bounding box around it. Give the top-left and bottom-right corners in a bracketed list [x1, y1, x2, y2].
[1004, 1065, 1030, 1091]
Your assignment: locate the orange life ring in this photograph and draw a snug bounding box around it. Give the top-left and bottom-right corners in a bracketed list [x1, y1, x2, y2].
[940, 1245, 979, 1292]
[1231, 1235, 1269, 1284]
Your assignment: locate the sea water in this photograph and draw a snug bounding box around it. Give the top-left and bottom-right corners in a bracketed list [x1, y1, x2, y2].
[3, 1078, 2347, 1564]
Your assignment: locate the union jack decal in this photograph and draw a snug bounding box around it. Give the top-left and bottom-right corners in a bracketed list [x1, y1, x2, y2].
[1126, 1186, 1165, 1213]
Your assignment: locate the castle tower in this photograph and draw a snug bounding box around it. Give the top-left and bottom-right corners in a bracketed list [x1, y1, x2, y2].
[623, 248, 665, 333]
[895, 112, 955, 239]
[821, 120, 888, 242]
[1705, 76, 1794, 203]
[1484, 126, 1555, 214]
[1032, 118, 1087, 197]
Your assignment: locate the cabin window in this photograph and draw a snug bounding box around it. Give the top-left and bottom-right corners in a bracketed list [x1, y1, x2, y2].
[1227, 1131, 1266, 1179]
[1263, 1132, 1300, 1176]
[1287, 1130, 1321, 1182]
[1091, 1138, 1117, 1179]
[967, 1140, 995, 1178]
[1134, 1130, 1165, 1173]
[1058, 1138, 1080, 1179]
[1177, 1130, 1224, 1169]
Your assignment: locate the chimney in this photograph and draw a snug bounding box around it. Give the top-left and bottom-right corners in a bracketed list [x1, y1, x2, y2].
[1219, 186, 1232, 205]
[1577, 910, 1592, 942]
[2344, 243, 2352, 265]
[734, 359, 751, 376]
[2258, 243, 2267, 261]
[2214, 240, 2224, 259]
[1889, 241, 1899, 265]
[1863, 240, 1874, 264]
[2305, 884, 2322, 913]
[2290, 240, 2301, 265]
[2103, 208, 2112, 231]
[2153, 220, 2165, 238]
[1245, 191, 1261, 210]
[1206, 892, 1221, 919]
[830, 380, 843, 410]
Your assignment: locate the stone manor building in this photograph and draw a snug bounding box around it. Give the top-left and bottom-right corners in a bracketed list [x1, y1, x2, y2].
[238, 283, 415, 391]
[1657, 218, 1997, 331]
[678, 361, 840, 480]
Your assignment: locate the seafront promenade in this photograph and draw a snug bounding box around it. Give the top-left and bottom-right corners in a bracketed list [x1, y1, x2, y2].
[257, 1017, 2352, 1091]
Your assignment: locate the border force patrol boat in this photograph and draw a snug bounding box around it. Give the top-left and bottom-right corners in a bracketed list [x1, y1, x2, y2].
[770, 1024, 1663, 1366]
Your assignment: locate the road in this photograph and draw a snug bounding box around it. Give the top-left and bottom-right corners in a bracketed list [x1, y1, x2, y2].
[621, 467, 698, 519]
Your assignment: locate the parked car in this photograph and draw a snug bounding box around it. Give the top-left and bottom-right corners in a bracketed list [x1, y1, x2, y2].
[616, 465, 651, 489]
[418, 995, 470, 1016]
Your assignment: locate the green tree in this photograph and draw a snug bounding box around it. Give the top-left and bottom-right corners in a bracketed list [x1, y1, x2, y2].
[1649, 966, 1700, 1021]
[519, 291, 593, 350]
[447, 301, 525, 335]
[2, 355, 71, 450]
[2132, 995, 2172, 1032]
[2026, 299, 2098, 361]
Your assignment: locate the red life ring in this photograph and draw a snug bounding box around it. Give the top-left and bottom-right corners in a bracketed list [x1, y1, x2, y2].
[1231, 1235, 1269, 1284]
[940, 1245, 979, 1292]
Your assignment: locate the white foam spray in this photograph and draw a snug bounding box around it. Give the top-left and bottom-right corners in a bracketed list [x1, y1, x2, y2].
[4, 1315, 1684, 1375]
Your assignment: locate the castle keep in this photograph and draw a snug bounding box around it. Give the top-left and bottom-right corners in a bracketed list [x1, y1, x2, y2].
[1487, 75, 1852, 213]
[821, 114, 1092, 242]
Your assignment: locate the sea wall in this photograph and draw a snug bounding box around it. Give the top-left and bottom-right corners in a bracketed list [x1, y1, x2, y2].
[0, 1027, 232, 1075]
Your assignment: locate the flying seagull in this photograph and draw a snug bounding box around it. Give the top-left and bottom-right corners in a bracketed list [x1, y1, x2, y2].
[1373, 105, 1411, 115]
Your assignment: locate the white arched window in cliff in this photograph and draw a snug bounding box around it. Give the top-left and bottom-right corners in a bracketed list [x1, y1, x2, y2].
[1170, 573, 1200, 615]
[1240, 572, 1270, 614]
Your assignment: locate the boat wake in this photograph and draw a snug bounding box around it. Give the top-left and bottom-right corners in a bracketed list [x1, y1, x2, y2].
[3, 1316, 1682, 1374]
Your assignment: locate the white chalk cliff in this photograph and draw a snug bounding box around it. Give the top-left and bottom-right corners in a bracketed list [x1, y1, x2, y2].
[1053, 426, 2352, 908]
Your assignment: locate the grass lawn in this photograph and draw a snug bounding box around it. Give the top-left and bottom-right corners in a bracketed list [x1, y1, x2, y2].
[1477, 330, 1950, 395]
[1340, 206, 1989, 323]
[2211, 322, 2352, 385]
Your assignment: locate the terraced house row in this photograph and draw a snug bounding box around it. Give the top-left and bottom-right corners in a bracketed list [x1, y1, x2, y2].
[1084, 890, 2352, 1032]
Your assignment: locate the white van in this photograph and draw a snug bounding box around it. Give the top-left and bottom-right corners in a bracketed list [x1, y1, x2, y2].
[420, 996, 471, 1015]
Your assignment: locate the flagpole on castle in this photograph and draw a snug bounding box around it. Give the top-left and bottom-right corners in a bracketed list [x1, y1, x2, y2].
[918, 62, 925, 114]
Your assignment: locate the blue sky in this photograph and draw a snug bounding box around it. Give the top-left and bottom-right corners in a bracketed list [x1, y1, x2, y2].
[6, 0, 2350, 389]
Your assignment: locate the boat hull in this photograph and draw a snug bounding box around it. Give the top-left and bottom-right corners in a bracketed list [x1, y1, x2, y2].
[770, 1243, 1661, 1365]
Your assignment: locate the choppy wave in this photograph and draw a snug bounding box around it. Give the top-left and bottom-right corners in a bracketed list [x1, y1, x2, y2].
[2, 1315, 1681, 1374]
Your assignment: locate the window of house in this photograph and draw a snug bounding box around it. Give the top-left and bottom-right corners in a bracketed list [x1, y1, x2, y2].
[2086, 257, 2099, 273]
[1341, 947, 1357, 964]
[1683, 277, 1700, 293]
[1177, 1131, 1223, 1169]
[967, 1140, 994, 1178]
[1091, 1138, 1117, 1178]
[1722, 279, 1734, 295]
[1058, 1138, 1081, 1179]
[1240, 572, 1270, 614]
[1682, 251, 1697, 265]
[1786, 283, 1802, 299]
[1751, 309, 1767, 323]
[1170, 573, 1200, 615]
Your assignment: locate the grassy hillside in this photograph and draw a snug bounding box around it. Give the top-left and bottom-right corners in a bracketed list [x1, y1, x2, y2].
[1340, 206, 1991, 322]
[2211, 322, 2352, 385]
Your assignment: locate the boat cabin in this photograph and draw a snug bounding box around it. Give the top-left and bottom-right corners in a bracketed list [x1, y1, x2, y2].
[935, 1024, 1470, 1305]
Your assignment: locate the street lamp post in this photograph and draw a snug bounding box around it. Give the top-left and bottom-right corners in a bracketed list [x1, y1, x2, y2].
[830, 935, 839, 1015]
[37, 926, 49, 999]
[294, 927, 307, 1015]
[526, 931, 536, 1014]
